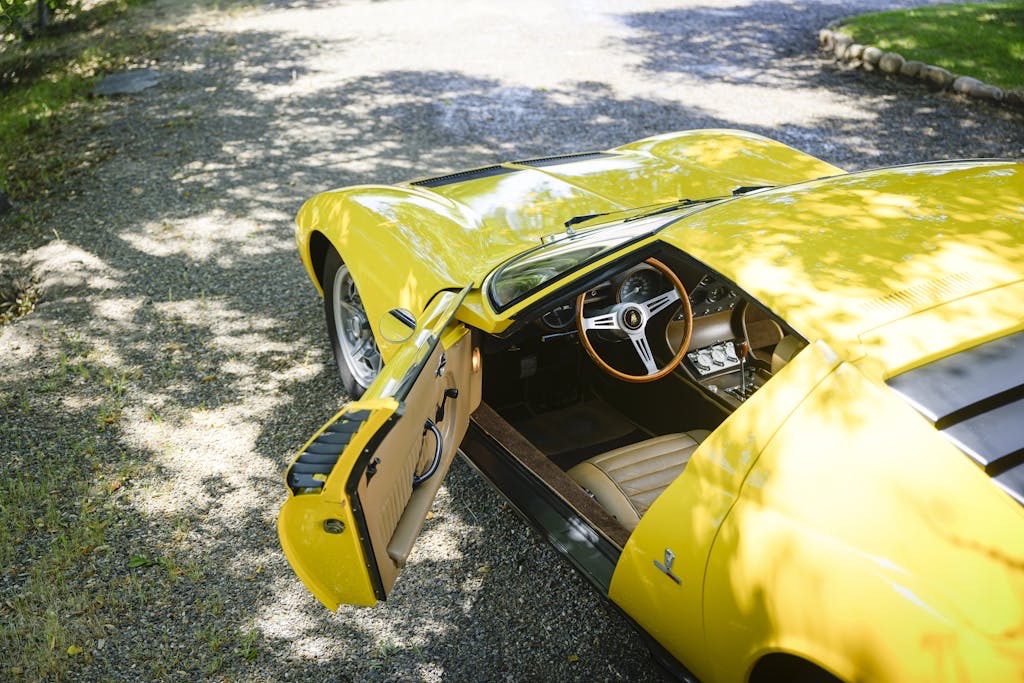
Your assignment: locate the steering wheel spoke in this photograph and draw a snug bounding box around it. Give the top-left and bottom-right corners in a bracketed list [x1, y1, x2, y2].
[642, 289, 680, 317]
[576, 258, 693, 383]
[628, 330, 659, 375]
[581, 311, 621, 331]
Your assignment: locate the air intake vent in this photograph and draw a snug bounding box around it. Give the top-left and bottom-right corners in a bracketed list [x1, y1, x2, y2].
[287, 409, 371, 492]
[514, 152, 609, 168]
[888, 330, 1024, 506]
[410, 165, 515, 188]
[860, 272, 984, 317]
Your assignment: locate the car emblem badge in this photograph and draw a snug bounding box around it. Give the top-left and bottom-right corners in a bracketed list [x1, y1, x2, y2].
[654, 548, 681, 585]
[623, 308, 643, 331]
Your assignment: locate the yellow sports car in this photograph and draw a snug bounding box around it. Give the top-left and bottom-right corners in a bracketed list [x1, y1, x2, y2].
[278, 130, 1024, 683]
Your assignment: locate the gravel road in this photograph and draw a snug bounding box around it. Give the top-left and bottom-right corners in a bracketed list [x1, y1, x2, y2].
[1, 0, 1021, 680]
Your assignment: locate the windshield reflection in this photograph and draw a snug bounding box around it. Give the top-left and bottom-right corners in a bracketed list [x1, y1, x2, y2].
[488, 204, 714, 310]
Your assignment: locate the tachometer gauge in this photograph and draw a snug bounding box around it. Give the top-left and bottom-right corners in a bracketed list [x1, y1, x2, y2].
[541, 303, 575, 330]
[619, 268, 663, 303]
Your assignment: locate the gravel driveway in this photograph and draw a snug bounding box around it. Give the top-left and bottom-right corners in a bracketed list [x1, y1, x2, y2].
[1, 0, 1021, 680]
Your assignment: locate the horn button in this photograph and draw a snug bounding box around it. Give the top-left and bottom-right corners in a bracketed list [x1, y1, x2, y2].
[620, 305, 646, 331]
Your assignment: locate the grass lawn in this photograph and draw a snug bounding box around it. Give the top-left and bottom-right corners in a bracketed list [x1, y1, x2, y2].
[0, 0, 164, 206]
[839, 1, 1024, 90]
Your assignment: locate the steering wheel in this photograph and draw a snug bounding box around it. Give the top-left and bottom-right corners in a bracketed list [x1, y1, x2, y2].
[576, 258, 692, 383]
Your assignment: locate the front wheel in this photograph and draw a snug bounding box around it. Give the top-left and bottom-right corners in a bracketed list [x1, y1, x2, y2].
[323, 249, 381, 398]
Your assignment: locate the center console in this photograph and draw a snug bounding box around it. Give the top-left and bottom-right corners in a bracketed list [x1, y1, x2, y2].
[682, 339, 765, 409]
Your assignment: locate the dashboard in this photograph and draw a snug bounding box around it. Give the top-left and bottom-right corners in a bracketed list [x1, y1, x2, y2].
[528, 261, 779, 408]
[538, 266, 742, 332]
[686, 273, 741, 318]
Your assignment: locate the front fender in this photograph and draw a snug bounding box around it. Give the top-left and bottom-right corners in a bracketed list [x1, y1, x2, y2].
[295, 185, 479, 361]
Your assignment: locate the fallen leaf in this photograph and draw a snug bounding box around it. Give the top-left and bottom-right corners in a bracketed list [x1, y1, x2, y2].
[567, 654, 579, 663]
[477, 565, 491, 574]
[108, 479, 122, 493]
[67, 645, 83, 656]
[200, 375, 216, 383]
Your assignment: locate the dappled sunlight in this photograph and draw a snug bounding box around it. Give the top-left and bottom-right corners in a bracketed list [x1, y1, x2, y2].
[608, 340, 842, 682]
[94, 296, 144, 323]
[122, 214, 292, 266]
[706, 360, 1024, 680]
[664, 161, 1024, 368]
[2, 0, 1020, 678]
[252, 480, 490, 676]
[123, 401, 284, 518]
[154, 297, 286, 343]
[28, 240, 124, 295]
[678, 80, 878, 129]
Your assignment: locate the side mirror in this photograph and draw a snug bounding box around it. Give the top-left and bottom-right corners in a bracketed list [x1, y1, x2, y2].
[379, 308, 417, 343]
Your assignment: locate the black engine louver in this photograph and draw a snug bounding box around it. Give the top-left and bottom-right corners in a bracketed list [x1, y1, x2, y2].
[888, 330, 1024, 506]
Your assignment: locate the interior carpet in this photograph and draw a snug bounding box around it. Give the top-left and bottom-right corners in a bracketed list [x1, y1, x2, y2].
[511, 398, 645, 469]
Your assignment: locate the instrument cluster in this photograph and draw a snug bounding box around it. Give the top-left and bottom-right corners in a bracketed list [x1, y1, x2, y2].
[536, 267, 737, 333]
[537, 264, 672, 332]
[688, 273, 739, 317]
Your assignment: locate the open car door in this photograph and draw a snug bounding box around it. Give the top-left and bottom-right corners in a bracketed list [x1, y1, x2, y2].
[279, 287, 480, 609]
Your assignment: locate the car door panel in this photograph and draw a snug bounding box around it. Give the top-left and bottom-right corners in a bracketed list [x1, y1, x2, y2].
[278, 288, 479, 610]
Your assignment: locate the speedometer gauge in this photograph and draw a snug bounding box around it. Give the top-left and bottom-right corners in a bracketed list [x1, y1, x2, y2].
[619, 267, 663, 303]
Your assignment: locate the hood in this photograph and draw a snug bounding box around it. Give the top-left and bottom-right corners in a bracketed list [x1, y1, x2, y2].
[661, 160, 1024, 375]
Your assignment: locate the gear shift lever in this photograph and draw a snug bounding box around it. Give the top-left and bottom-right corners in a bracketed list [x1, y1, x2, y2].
[738, 340, 749, 397]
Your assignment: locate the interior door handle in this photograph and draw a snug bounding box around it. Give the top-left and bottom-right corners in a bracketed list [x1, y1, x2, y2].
[413, 419, 443, 486]
[435, 388, 459, 423]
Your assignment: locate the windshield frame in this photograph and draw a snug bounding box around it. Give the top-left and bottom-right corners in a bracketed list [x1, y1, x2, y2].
[484, 202, 720, 313]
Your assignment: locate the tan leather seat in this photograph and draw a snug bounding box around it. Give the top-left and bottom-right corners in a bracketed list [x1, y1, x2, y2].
[771, 335, 807, 374]
[567, 430, 710, 532]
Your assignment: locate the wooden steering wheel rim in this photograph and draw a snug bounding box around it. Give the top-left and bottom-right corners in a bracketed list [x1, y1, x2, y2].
[575, 257, 692, 383]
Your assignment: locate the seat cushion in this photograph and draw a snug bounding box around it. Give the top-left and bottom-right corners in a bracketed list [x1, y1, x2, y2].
[567, 430, 710, 532]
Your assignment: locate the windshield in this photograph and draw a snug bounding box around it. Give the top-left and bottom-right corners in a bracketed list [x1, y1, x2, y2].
[487, 205, 711, 310]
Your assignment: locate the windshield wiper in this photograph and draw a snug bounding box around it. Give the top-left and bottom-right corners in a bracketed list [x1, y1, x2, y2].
[561, 185, 777, 231]
[563, 197, 716, 231]
[622, 196, 727, 222]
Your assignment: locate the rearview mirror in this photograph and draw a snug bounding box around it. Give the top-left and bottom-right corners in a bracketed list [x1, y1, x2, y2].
[379, 308, 417, 343]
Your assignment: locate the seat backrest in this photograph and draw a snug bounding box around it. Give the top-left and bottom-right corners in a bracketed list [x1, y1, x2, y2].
[771, 335, 808, 374]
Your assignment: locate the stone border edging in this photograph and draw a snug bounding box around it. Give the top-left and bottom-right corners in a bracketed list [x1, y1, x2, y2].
[819, 27, 1024, 112]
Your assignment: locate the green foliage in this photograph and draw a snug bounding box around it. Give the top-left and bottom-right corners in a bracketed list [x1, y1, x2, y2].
[840, 2, 1024, 90]
[0, 268, 38, 323]
[1, 0, 82, 40]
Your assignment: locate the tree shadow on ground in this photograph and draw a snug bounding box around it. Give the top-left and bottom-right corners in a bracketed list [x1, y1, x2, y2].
[616, 1, 1023, 167]
[1, 3, 1022, 680]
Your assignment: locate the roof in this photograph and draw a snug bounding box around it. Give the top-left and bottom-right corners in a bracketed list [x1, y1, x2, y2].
[661, 160, 1024, 375]
[407, 129, 842, 284]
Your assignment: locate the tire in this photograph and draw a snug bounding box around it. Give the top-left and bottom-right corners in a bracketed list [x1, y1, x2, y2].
[322, 248, 381, 398]
[749, 655, 844, 683]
